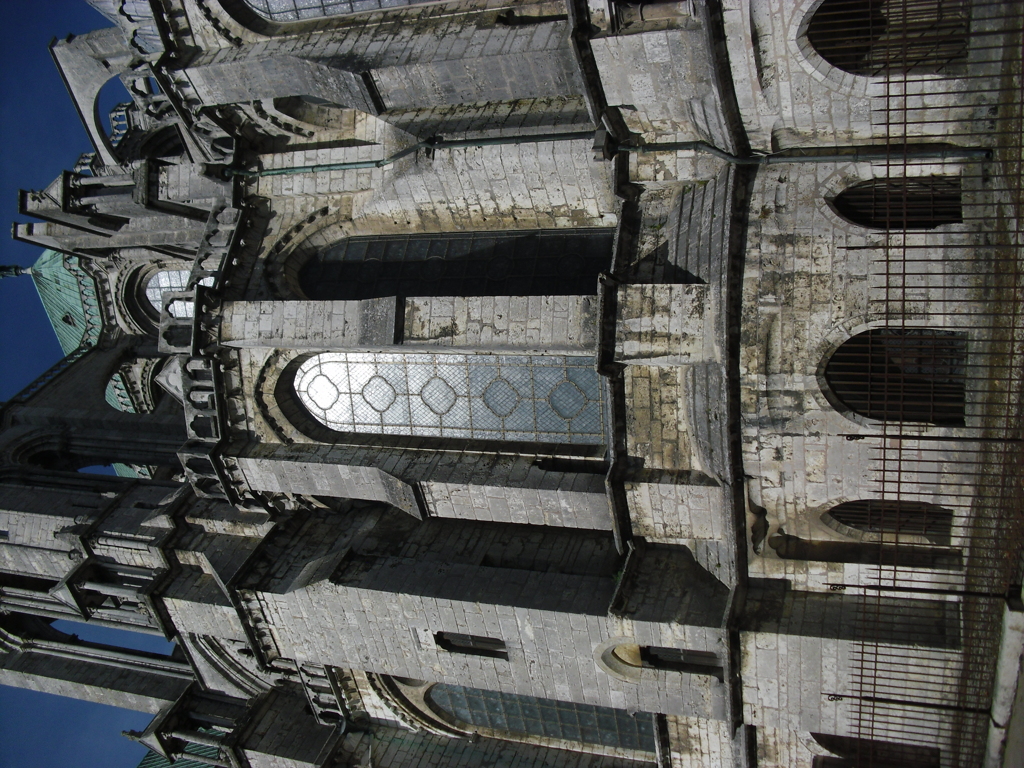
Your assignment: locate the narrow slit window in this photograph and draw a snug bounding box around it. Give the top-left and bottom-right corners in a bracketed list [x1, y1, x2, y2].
[610, 643, 724, 679]
[434, 631, 509, 661]
[824, 329, 967, 426]
[831, 177, 962, 230]
[806, 0, 969, 76]
[640, 646, 724, 679]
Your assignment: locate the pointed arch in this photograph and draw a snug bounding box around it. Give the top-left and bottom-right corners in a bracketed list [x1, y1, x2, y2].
[806, 0, 969, 77]
[825, 499, 954, 544]
[823, 328, 966, 426]
[830, 177, 962, 230]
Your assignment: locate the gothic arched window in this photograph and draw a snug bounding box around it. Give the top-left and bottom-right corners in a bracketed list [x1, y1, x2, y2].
[292, 352, 606, 444]
[426, 684, 657, 752]
[242, 0, 438, 22]
[827, 500, 954, 544]
[143, 270, 214, 319]
[831, 177, 962, 230]
[824, 329, 967, 426]
[806, 0, 969, 76]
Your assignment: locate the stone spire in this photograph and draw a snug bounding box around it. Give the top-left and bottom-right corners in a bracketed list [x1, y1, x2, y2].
[0, 264, 30, 279]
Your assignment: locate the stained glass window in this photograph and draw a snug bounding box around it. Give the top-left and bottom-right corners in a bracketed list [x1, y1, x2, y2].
[293, 352, 606, 444]
[427, 684, 657, 752]
[243, 0, 432, 22]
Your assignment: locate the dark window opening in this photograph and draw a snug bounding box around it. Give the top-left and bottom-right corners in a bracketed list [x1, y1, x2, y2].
[532, 456, 610, 474]
[807, 0, 969, 76]
[426, 683, 657, 751]
[812, 733, 940, 768]
[0, 572, 58, 592]
[640, 646, 725, 679]
[612, 643, 725, 679]
[434, 631, 509, 661]
[829, 500, 954, 544]
[831, 177, 962, 230]
[824, 329, 967, 426]
[298, 230, 613, 300]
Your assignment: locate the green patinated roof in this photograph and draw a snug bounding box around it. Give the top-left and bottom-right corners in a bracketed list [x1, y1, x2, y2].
[30, 249, 103, 355]
[135, 744, 222, 768]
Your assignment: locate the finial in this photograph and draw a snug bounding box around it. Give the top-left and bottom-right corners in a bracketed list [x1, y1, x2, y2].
[0, 265, 30, 279]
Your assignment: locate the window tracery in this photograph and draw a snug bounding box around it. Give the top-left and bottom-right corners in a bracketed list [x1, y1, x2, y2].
[242, 0, 433, 22]
[144, 270, 214, 319]
[293, 352, 606, 444]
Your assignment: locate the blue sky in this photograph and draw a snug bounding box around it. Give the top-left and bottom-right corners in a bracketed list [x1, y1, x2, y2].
[1, 1, 110, 400]
[0, 4, 175, 768]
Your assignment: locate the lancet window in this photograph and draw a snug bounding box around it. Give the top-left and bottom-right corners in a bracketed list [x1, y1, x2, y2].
[806, 0, 969, 76]
[828, 499, 954, 543]
[831, 177, 962, 230]
[824, 328, 967, 426]
[293, 352, 606, 444]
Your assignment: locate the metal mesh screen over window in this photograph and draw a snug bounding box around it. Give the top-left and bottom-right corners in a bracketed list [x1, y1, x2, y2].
[824, 329, 967, 426]
[806, 0, 970, 76]
[299, 230, 614, 300]
[294, 352, 606, 443]
[829, 500, 954, 543]
[427, 684, 657, 751]
[832, 177, 963, 230]
[244, 0, 457, 22]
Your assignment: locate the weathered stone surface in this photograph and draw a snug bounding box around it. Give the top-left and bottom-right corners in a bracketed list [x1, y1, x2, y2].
[2, 1, 1017, 766]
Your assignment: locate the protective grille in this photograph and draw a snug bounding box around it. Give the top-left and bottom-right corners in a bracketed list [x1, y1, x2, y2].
[807, 0, 970, 76]
[824, 329, 967, 426]
[796, 3, 1024, 764]
[831, 177, 963, 229]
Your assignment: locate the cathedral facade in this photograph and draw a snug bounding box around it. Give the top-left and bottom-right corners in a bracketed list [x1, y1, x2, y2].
[2, 0, 1023, 766]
